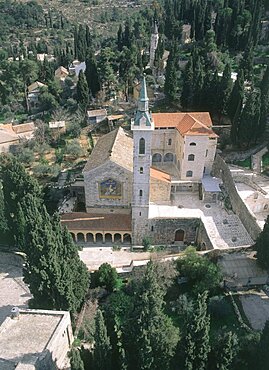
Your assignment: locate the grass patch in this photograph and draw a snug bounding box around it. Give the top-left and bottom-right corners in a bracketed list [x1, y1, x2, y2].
[234, 157, 251, 169]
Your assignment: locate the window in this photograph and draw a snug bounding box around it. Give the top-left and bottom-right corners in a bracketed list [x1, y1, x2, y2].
[190, 142, 196, 146]
[151, 226, 154, 231]
[186, 170, 193, 177]
[152, 153, 162, 163]
[164, 153, 174, 162]
[205, 149, 208, 157]
[168, 138, 172, 145]
[139, 190, 143, 196]
[140, 167, 144, 174]
[139, 138, 145, 155]
[188, 154, 195, 161]
[139, 212, 141, 216]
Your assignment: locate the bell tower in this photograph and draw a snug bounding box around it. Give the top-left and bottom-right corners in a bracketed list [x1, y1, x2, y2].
[149, 21, 159, 69]
[131, 76, 154, 245]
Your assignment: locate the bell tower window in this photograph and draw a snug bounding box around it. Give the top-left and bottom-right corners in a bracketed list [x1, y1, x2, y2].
[139, 138, 145, 155]
[139, 190, 143, 196]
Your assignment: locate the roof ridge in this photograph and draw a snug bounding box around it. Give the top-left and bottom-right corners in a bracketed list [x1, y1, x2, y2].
[150, 166, 171, 176]
[188, 113, 211, 130]
[110, 127, 123, 157]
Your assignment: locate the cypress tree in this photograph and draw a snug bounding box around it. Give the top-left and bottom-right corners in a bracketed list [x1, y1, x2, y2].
[85, 49, 101, 98]
[228, 69, 244, 121]
[230, 97, 243, 146]
[126, 261, 179, 370]
[93, 310, 112, 370]
[70, 348, 84, 370]
[218, 63, 233, 116]
[181, 56, 194, 109]
[238, 88, 261, 147]
[117, 24, 123, 51]
[20, 194, 89, 312]
[215, 331, 238, 370]
[259, 65, 269, 138]
[183, 291, 210, 370]
[76, 71, 89, 110]
[0, 180, 8, 238]
[164, 42, 179, 101]
[256, 216, 269, 269]
[257, 320, 269, 370]
[193, 56, 205, 108]
[240, 43, 254, 81]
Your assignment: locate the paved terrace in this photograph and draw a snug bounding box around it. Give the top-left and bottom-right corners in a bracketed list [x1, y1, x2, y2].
[229, 165, 269, 229]
[149, 193, 253, 249]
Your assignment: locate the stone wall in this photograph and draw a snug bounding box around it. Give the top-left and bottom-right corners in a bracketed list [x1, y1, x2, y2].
[212, 155, 261, 240]
[150, 178, 170, 202]
[147, 218, 200, 245]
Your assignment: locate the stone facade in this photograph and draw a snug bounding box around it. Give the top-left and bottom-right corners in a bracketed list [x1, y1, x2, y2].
[150, 177, 171, 203]
[147, 218, 200, 245]
[84, 160, 132, 213]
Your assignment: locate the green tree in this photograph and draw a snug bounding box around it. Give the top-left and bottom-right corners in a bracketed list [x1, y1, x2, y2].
[259, 65, 269, 139]
[164, 42, 179, 101]
[257, 320, 269, 370]
[215, 331, 238, 370]
[0, 180, 8, 238]
[97, 263, 119, 292]
[20, 194, 89, 312]
[228, 69, 244, 122]
[0, 155, 41, 245]
[218, 63, 233, 116]
[85, 49, 101, 98]
[76, 71, 89, 111]
[256, 216, 269, 269]
[70, 348, 85, 370]
[238, 88, 261, 147]
[183, 291, 210, 370]
[181, 56, 194, 109]
[126, 260, 179, 370]
[93, 309, 112, 370]
[176, 247, 222, 295]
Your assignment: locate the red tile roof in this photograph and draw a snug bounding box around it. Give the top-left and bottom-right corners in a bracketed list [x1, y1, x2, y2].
[150, 167, 171, 183]
[152, 112, 218, 138]
[61, 212, 132, 232]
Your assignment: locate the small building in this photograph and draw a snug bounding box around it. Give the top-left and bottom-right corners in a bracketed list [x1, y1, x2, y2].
[12, 122, 36, 140]
[87, 109, 107, 125]
[27, 81, 47, 110]
[0, 125, 19, 153]
[36, 53, 55, 62]
[55, 66, 69, 81]
[49, 120, 66, 133]
[69, 60, 86, 77]
[0, 308, 73, 370]
[201, 176, 222, 203]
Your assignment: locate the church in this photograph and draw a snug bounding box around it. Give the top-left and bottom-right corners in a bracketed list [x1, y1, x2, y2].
[62, 77, 219, 246]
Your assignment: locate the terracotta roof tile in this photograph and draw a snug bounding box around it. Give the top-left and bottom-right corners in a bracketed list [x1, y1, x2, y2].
[150, 167, 171, 182]
[152, 112, 217, 137]
[61, 212, 132, 231]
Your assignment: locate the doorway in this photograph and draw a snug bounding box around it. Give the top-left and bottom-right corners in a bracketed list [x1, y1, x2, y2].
[175, 229, 185, 242]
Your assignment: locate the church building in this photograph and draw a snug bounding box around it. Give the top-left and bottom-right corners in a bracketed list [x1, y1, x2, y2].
[63, 77, 218, 246]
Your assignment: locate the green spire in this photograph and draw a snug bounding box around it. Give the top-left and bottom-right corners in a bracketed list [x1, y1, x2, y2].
[138, 75, 149, 112]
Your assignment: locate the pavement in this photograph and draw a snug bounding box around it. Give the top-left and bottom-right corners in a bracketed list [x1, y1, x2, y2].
[0, 252, 31, 325]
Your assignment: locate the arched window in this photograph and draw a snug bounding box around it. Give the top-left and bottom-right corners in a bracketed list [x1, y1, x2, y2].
[168, 138, 172, 145]
[140, 167, 144, 174]
[164, 153, 174, 162]
[152, 153, 162, 163]
[186, 170, 193, 177]
[139, 138, 145, 154]
[188, 154, 195, 161]
[190, 142, 196, 146]
[139, 189, 143, 196]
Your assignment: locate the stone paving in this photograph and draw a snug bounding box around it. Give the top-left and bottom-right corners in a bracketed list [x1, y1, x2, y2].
[0, 253, 31, 325]
[149, 193, 253, 249]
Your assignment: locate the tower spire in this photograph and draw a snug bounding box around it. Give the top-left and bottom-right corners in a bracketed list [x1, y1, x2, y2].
[138, 75, 149, 112]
